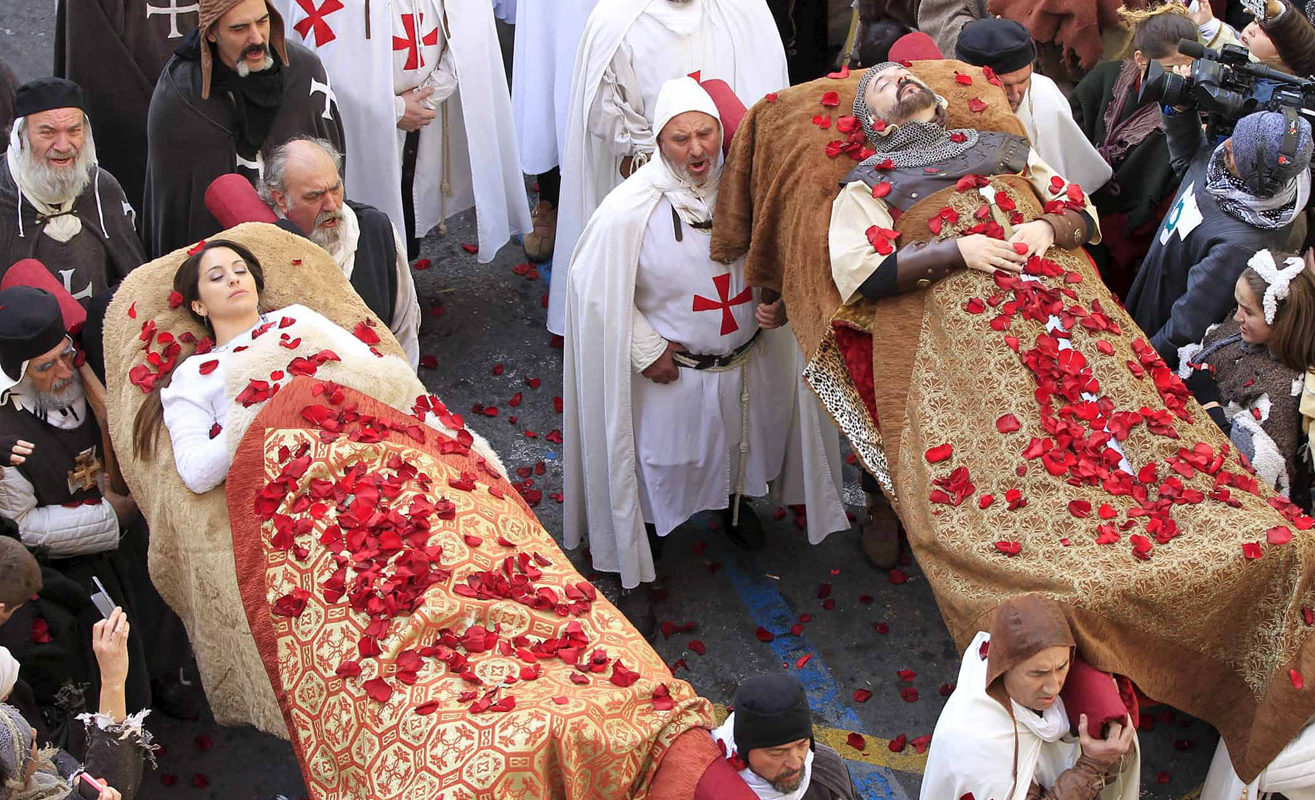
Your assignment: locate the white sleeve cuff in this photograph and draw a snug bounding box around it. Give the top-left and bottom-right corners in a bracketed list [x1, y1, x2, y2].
[631, 310, 667, 372]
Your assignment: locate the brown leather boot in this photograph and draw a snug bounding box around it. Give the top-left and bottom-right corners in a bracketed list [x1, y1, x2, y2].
[523, 200, 557, 263]
[860, 491, 901, 569]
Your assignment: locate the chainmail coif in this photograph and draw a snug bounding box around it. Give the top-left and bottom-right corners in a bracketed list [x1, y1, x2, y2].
[853, 63, 980, 169]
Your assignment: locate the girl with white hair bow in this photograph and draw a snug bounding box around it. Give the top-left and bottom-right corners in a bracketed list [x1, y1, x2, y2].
[1178, 248, 1315, 507]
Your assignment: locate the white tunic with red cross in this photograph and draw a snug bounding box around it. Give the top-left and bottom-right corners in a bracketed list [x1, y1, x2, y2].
[630, 196, 794, 536]
[391, 0, 445, 94]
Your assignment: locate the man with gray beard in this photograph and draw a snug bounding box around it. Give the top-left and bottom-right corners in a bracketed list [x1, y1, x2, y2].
[259, 137, 420, 367]
[0, 78, 144, 303]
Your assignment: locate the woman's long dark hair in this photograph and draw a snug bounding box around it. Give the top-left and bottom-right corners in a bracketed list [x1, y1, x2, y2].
[130, 240, 265, 461]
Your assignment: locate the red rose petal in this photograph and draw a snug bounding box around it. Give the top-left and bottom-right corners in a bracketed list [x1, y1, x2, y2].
[954, 72, 972, 85]
[995, 413, 1020, 433]
[1242, 542, 1264, 560]
[1291, 669, 1305, 690]
[911, 734, 932, 754]
[820, 91, 840, 107]
[461, 243, 478, 254]
[755, 626, 776, 643]
[871, 181, 892, 199]
[846, 732, 866, 752]
[419, 355, 438, 369]
[888, 734, 907, 752]
[794, 654, 812, 669]
[967, 98, 987, 112]
[899, 686, 920, 702]
[925, 443, 954, 463]
[1267, 526, 1293, 545]
[1068, 500, 1092, 519]
[897, 669, 916, 681]
[994, 541, 1021, 556]
[853, 689, 873, 703]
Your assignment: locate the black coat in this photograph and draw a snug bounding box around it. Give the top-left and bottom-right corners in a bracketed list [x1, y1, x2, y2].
[142, 37, 344, 258]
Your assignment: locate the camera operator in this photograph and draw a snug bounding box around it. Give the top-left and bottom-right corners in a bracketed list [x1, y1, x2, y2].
[1127, 99, 1312, 368]
[1245, 0, 1315, 76]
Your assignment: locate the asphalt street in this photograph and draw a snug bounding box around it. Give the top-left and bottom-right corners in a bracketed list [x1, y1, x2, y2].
[0, 7, 1219, 799]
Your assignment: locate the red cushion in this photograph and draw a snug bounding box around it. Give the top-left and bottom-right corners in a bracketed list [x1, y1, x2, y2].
[889, 32, 944, 63]
[694, 753, 760, 800]
[205, 173, 278, 229]
[701, 78, 748, 157]
[0, 259, 88, 332]
[1060, 657, 1140, 738]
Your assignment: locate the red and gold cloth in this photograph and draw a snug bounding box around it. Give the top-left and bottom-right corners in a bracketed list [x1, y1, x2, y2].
[227, 378, 712, 800]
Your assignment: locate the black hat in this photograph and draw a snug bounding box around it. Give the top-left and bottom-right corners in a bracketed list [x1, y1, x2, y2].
[14, 77, 86, 119]
[732, 673, 814, 755]
[955, 18, 1037, 75]
[0, 287, 67, 396]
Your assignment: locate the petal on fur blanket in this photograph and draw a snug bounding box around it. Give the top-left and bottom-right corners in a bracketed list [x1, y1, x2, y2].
[103, 223, 499, 734]
[227, 377, 712, 799]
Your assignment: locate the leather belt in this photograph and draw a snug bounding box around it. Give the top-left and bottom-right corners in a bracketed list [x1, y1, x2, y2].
[673, 329, 761, 371]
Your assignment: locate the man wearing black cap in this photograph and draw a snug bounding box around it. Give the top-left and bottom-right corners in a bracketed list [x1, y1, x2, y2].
[711, 673, 858, 800]
[955, 18, 1112, 194]
[0, 78, 145, 304]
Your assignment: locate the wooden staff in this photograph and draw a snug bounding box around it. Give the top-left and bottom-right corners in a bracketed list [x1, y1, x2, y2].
[79, 363, 130, 496]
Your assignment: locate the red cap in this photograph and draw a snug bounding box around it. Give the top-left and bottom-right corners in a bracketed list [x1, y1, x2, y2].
[0, 259, 87, 332]
[205, 173, 278, 229]
[700, 79, 747, 156]
[888, 32, 943, 63]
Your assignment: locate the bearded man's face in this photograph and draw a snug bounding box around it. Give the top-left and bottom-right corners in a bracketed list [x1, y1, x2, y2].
[657, 110, 720, 187]
[863, 67, 938, 129]
[21, 107, 92, 201]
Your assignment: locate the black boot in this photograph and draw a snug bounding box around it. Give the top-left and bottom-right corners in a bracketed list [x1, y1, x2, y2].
[617, 583, 657, 642]
[719, 496, 766, 550]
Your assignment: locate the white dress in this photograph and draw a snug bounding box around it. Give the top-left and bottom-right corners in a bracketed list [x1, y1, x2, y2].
[160, 304, 370, 494]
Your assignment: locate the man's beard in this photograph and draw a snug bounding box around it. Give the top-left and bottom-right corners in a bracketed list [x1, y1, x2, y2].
[235, 44, 275, 77]
[22, 141, 92, 204]
[769, 768, 804, 794]
[886, 78, 938, 125]
[309, 208, 345, 253]
[21, 371, 85, 416]
[670, 157, 720, 188]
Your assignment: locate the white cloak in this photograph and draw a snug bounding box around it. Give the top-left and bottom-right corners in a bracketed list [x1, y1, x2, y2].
[1016, 74, 1112, 195]
[546, 0, 788, 334]
[563, 158, 848, 590]
[510, 0, 599, 176]
[1202, 721, 1315, 800]
[920, 632, 1141, 800]
[275, 0, 531, 262]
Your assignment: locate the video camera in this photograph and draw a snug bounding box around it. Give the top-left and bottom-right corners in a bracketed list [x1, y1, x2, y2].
[1139, 38, 1315, 137]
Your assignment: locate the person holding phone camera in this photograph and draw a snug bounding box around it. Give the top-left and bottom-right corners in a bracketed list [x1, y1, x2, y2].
[0, 607, 153, 800]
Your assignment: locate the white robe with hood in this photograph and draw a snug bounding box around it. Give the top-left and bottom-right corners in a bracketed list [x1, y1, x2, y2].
[920, 632, 1140, 800]
[275, 0, 531, 262]
[546, 0, 788, 334]
[1016, 74, 1112, 195]
[563, 78, 848, 590]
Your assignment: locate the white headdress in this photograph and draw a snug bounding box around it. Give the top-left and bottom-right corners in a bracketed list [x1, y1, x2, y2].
[1247, 249, 1307, 324]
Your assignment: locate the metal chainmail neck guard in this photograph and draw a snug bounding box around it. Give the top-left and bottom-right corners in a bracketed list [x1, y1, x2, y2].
[853, 63, 980, 169]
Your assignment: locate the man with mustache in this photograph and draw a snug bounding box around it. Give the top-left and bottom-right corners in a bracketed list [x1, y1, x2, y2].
[0, 78, 144, 303]
[259, 136, 421, 367]
[142, 0, 344, 258]
[547, 0, 789, 335]
[827, 63, 1099, 568]
[564, 78, 848, 639]
[711, 673, 858, 800]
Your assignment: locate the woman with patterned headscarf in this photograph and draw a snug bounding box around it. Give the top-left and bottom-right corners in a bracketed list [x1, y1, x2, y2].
[0, 608, 153, 800]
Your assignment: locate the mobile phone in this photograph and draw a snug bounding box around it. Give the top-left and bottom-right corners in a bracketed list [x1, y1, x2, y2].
[76, 773, 105, 800]
[89, 577, 115, 621]
[1240, 0, 1267, 16]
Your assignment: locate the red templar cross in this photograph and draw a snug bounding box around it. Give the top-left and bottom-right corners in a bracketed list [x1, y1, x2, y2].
[692, 273, 753, 336]
[292, 0, 343, 47]
[393, 12, 439, 71]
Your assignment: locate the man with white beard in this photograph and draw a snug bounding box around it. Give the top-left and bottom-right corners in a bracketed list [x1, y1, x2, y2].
[0, 78, 144, 303]
[259, 137, 421, 367]
[564, 78, 847, 638]
[546, 0, 789, 335]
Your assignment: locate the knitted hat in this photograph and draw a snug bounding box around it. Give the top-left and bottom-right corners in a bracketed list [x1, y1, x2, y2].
[14, 78, 85, 119]
[0, 536, 42, 612]
[1231, 110, 1314, 197]
[0, 287, 67, 400]
[732, 673, 814, 754]
[955, 18, 1037, 75]
[198, 0, 289, 100]
[0, 703, 33, 788]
